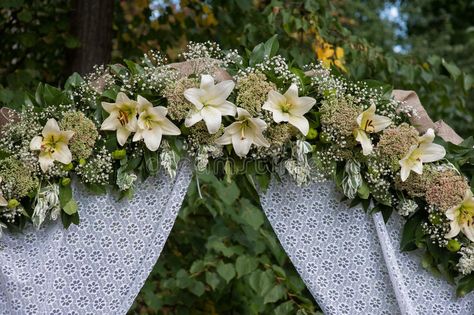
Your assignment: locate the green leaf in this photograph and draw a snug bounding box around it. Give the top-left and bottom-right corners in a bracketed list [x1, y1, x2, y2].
[263, 284, 286, 304]
[274, 301, 295, 315]
[457, 274, 474, 297]
[442, 59, 461, 80]
[240, 201, 264, 230]
[62, 199, 78, 215]
[236, 255, 259, 278]
[205, 271, 220, 290]
[264, 35, 279, 58]
[64, 72, 84, 90]
[190, 260, 205, 274]
[188, 280, 205, 297]
[216, 263, 236, 283]
[400, 211, 424, 251]
[357, 181, 370, 199]
[249, 43, 265, 66]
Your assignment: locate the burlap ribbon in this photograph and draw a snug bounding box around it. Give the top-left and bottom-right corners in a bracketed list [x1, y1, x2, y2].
[393, 90, 463, 144]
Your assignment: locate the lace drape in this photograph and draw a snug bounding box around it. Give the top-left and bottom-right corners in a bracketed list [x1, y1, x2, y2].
[0, 162, 192, 315]
[259, 177, 474, 315]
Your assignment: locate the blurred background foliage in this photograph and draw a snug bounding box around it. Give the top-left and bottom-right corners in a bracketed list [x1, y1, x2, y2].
[1, 0, 473, 314]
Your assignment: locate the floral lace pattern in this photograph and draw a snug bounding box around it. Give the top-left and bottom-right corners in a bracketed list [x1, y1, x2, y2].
[259, 177, 474, 315]
[0, 162, 192, 315]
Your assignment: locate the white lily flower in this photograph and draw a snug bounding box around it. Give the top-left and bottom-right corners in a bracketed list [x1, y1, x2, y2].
[184, 74, 236, 134]
[0, 177, 7, 207]
[30, 119, 74, 172]
[262, 83, 316, 135]
[399, 128, 446, 181]
[101, 92, 138, 146]
[215, 108, 270, 158]
[445, 189, 474, 242]
[132, 96, 181, 151]
[353, 103, 392, 155]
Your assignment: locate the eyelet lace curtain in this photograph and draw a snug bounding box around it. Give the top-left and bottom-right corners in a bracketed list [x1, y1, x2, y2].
[0, 162, 192, 315]
[259, 177, 474, 315]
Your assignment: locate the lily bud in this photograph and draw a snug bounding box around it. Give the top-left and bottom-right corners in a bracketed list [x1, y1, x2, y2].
[112, 149, 127, 160]
[447, 239, 461, 252]
[7, 199, 20, 209]
[61, 178, 71, 186]
[306, 128, 318, 140]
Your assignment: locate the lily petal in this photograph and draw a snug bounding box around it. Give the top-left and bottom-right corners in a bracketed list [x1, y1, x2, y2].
[200, 74, 215, 90]
[371, 115, 392, 132]
[232, 133, 252, 158]
[290, 96, 316, 116]
[160, 118, 181, 136]
[288, 115, 310, 135]
[143, 128, 163, 151]
[42, 118, 60, 136]
[419, 128, 436, 145]
[30, 136, 43, 151]
[185, 110, 203, 128]
[201, 106, 222, 134]
[51, 143, 72, 165]
[116, 127, 131, 146]
[445, 221, 461, 239]
[419, 143, 446, 163]
[354, 129, 373, 156]
[38, 152, 54, 173]
[116, 92, 131, 104]
[184, 88, 205, 110]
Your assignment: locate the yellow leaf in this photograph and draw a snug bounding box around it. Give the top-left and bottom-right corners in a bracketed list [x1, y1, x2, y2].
[336, 46, 344, 59]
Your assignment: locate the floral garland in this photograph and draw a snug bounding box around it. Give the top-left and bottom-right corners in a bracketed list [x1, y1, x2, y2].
[1, 39, 474, 295]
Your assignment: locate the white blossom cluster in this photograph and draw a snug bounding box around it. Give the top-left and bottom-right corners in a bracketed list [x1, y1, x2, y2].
[75, 147, 113, 185]
[179, 41, 240, 67]
[458, 243, 474, 275]
[237, 55, 299, 85]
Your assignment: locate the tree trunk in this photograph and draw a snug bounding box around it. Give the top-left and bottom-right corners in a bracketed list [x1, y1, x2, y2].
[67, 0, 114, 76]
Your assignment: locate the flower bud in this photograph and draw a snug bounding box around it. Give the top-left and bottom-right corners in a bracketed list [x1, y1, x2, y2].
[306, 128, 318, 140]
[112, 149, 127, 160]
[63, 163, 74, 171]
[447, 239, 461, 252]
[61, 178, 71, 186]
[7, 199, 20, 209]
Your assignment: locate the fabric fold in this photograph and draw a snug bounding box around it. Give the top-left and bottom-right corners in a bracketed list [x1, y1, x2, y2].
[0, 161, 192, 315]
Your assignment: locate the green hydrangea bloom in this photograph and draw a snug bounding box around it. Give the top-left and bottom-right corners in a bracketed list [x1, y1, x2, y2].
[60, 111, 98, 160]
[0, 157, 37, 199]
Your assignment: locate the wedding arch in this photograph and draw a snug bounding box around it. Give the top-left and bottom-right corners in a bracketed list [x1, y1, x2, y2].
[1, 39, 474, 314]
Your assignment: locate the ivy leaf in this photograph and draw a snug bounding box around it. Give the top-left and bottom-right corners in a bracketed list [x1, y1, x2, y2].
[263, 284, 286, 304]
[216, 263, 236, 283]
[236, 255, 259, 278]
[205, 271, 220, 290]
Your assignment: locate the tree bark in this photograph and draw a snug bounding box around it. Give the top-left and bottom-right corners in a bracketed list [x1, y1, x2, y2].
[67, 0, 114, 76]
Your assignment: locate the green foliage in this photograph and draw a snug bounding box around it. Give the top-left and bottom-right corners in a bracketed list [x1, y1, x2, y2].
[128, 173, 321, 314]
[0, 0, 76, 109]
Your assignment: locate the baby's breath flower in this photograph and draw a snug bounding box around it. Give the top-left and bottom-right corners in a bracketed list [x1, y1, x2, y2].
[75, 147, 113, 186]
[60, 111, 98, 160]
[458, 243, 474, 275]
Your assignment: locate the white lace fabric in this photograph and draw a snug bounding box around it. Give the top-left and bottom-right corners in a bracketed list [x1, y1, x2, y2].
[259, 177, 474, 315]
[0, 162, 192, 315]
